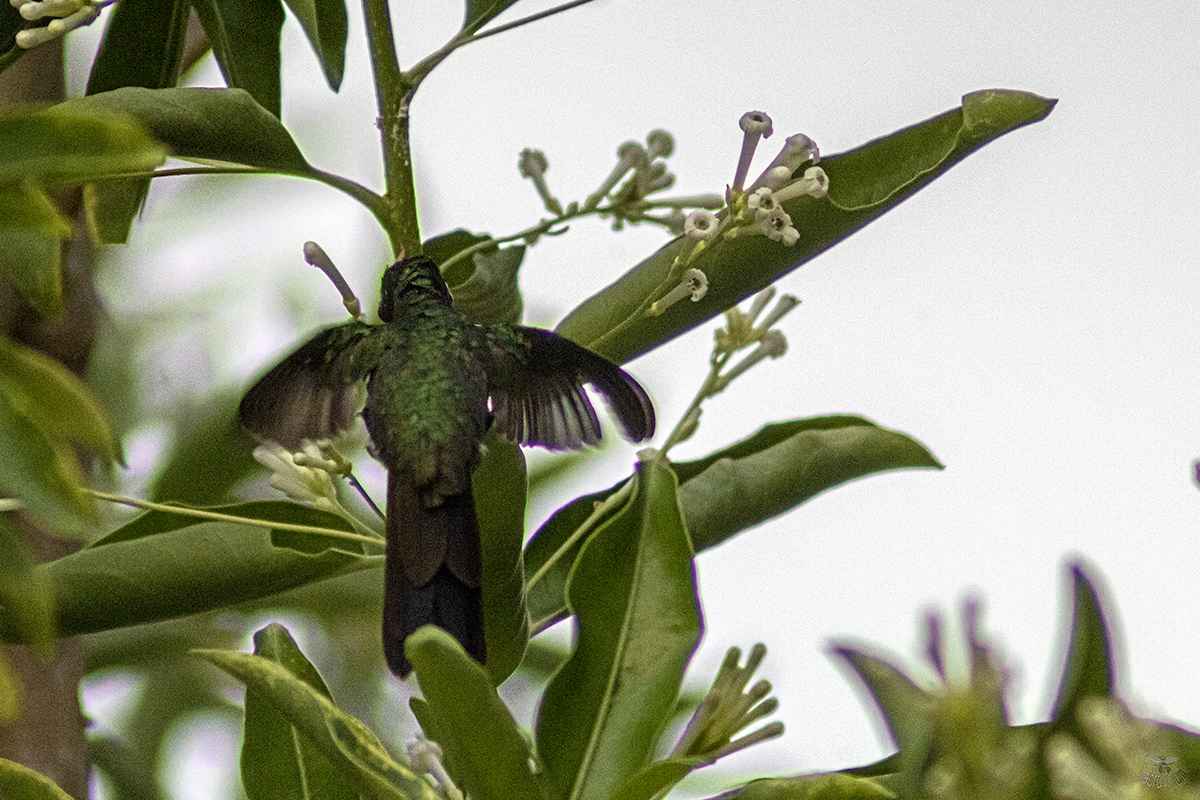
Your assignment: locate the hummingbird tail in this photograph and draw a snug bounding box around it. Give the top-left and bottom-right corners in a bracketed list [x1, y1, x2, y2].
[383, 478, 485, 677]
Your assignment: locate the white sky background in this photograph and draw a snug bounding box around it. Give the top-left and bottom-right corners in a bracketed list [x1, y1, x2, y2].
[71, 0, 1199, 796]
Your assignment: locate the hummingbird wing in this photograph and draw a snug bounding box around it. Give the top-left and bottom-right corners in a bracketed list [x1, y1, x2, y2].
[479, 326, 655, 450]
[239, 321, 388, 447]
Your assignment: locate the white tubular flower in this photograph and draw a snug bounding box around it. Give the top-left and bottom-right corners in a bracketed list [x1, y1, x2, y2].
[253, 442, 339, 512]
[772, 165, 829, 202]
[748, 133, 819, 193]
[732, 111, 773, 193]
[755, 294, 800, 334]
[757, 208, 800, 246]
[407, 733, 463, 800]
[585, 141, 648, 210]
[716, 330, 788, 390]
[14, 0, 102, 47]
[683, 209, 719, 241]
[518, 148, 563, 216]
[746, 187, 781, 219]
[648, 268, 708, 316]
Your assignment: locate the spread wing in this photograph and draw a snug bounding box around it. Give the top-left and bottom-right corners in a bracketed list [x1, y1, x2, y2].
[239, 321, 387, 447]
[479, 325, 655, 450]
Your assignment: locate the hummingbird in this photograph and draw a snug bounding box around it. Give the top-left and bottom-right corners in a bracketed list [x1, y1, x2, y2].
[239, 255, 655, 676]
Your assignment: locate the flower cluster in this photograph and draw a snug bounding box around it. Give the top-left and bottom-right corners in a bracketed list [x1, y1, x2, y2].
[11, 0, 110, 49]
[252, 440, 351, 513]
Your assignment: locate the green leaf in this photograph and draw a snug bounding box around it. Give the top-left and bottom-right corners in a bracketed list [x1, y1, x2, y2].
[461, 0, 521, 34]
[673, 416, 941, 552]
[0, 758, 75, 800]
[473, 431, 529, 684]
[0, 183, 69, 315]
[448, 245, 526, 326]
[606, 758, 701, 800]
[724, 774, 897, 800]
[242, 624, 358, 800]
[535, 461, 701, 800]
[555, 90, 1057, 364]
[0, 7, 23, 75]
[406, 627, 543, 800]
[0, 518, 55, 653]
[0, 106, 166, 186]
[831, 646, 935, 769]
[52, 87, 312, 173]
[525, 416, 940, 629]
[0, 385, 93, 535]
[0, 334, 123, 464]
[150, 391, 260, 505]
[23, 519, 367, 640]
[87, 0, 190, 94]
[1048, 562, 1115, 733]
[282, 0, 348, 90]
[196, 648, 439, 800]
[192, 0, 286, 117]
[90, 500, 356, 546]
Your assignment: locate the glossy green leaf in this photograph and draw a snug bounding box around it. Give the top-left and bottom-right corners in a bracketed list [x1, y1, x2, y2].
[0, 106, 166, 186]
[536, 461, 701, 800]
[0, 385, 93, 536]
[0, 334, 123, 464]
[473, 431, 529, 684]
[52, 87, 312, 173]
[448, 245, 526, 325]
[725, 774, 897, 800]
[242, 623, 358, 800]
[21, 520, 368, 640]
[0, 758, 74, 800]
[555, 90, 1056, 363]
[196, 648, 438, 800]
[1048, 563, 1115, 734]
[461, 0, 521, 34]
[0, 518, 55, 652]
[525, 416, 940, 629]
[282, 0, 348, 90]
[87, 0, 189, 94]
[192, 0, 286, 117]
[406, 627, 543, 800]
[0, 183, 69, 315]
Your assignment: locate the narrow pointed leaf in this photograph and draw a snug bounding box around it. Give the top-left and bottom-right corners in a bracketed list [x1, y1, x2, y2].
[0, 519, 55, 650]
[556, 90, 1056, 363]
[1049, 563, 1115, 732]
[462, 0, 521, 34]
[87, 0, 189, 94]
[606, 758, 701, 800]
[406, 627, 543, 800]
[242, 623, 357, 800]
[282, 0, 348, 90]
[473, 431, 529, 683]
[526, 416, 939, 629]
[52, 87, 312, 173]
[0, 335, 123, 464]
[535, 461, 701, 800]
[0, 758, 74, 800]
[0, 106, 166, 185]
[196, 648, 439, 800]
[192, 0, 285, 117]
[722, 774, 897, 800]
[0, 184, 69, 315]
[831, 647, 935, 769]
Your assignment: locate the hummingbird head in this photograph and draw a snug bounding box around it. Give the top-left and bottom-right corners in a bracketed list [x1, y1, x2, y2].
[378, 256, 453, 322]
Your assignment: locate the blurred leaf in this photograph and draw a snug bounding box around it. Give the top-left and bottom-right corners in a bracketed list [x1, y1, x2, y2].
[0, 385, 93, 536]
[461, 0, 521, 34]
[0, 648, 19, 723]
[197, 648, 438, 800]
[192, 0, 285, 117]
[536, 461, 701, 800]
[0, 758, 74, 800]
[0, 517, 55, 654]
[243, 623, 358, 800]
[449, 245, 526, 325]
[407, 627, 543, 800]
[0, 183, 69, 315]
[53, 87, 312, 173]
[555, 90, 1057, 364]
[526, 416, 940, 629]
[0, 7, 22, 75]
[722, 774, 897, 800]
[87, 735, 165, 800]
[87, 0, 189, 94]
[152, 392, 260, 504]
[1049, 563, 1115, 734]
[91, 500, 355, 546]
[283, 0, 348, 90]
[22, 520, 367, 640]
[473, 431, 529, 684]
[674, 416, 941, 552]
[0, 334, 123, 464]
[607, 759, 699, 800]
[0, 106, 166, 185]
[84, 178, 149, 245]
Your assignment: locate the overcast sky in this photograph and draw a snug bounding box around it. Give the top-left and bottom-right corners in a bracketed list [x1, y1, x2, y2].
[74, 1, 1199, 795]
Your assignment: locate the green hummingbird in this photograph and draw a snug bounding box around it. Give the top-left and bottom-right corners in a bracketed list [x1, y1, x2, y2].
[239, 255, 655, 676]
